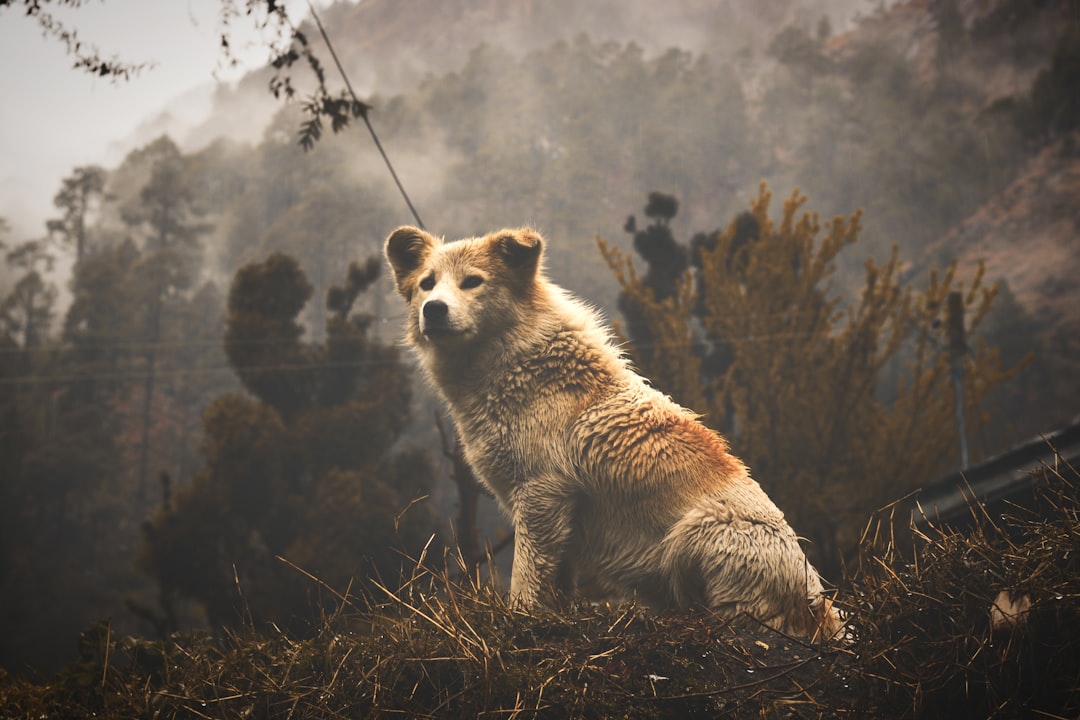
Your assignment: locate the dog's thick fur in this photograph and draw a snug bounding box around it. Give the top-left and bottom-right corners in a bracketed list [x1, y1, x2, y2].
[386, 226, 840, 638]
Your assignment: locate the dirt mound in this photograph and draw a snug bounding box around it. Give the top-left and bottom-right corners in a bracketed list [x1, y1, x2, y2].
[3, 456, 1077, 719]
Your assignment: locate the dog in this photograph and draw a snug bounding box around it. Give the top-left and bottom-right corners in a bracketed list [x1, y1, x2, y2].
[386, 225, 841, 638]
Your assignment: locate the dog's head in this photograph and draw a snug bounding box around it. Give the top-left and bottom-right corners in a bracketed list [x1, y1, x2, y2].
[385, 226, 545, 348]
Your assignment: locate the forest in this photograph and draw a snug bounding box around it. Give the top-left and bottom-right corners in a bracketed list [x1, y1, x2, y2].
[0, 1, 1078, 711]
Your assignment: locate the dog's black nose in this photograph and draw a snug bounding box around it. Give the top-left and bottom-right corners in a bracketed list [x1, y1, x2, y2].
[423, 299, 449, 321]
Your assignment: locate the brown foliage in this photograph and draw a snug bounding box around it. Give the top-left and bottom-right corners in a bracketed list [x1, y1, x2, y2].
[4, 457, 1078, 719]
[601, 183, 1021, 574]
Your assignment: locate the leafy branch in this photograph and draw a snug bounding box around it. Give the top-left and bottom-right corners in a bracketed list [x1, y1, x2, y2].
[6, 0, 152, 80]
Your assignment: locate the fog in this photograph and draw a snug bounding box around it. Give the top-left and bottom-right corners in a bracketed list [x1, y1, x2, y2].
[0, 0, 312, 239]
[1, 0, 1076, 678]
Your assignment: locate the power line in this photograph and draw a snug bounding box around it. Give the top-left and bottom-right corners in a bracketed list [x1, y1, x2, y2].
[0, 303, 898, 357]
[0, 356, 414, 386]
[0, 326, 957, 387]
[306, 1, 425, 230]
[0, 326, 860, 360]
[0, 318, 412, 356]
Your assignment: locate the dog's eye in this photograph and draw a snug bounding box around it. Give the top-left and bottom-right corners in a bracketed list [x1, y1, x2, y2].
[419, 274, 435, 291]
[460, 275, 484, 290]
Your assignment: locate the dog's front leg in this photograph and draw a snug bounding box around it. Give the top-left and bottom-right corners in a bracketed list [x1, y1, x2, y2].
[508, 477, 576, 609]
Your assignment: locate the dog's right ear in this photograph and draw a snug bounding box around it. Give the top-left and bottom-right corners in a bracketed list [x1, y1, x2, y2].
[385, 226, 436, 298]
[495, 228, 543, 279]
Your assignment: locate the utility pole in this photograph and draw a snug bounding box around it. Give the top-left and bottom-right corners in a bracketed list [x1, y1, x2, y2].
[946, 291, 969, 469]
[138, 289, 161, 504]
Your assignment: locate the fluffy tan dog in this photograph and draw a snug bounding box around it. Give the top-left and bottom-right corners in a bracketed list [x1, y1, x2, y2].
[386, 225, 840, 638]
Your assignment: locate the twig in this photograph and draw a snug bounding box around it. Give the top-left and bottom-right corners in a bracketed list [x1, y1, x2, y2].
[643, 655, 820, 701]
[276, 555, 363, 613]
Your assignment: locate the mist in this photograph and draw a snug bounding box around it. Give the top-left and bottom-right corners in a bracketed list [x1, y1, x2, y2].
[1, 0, 1077, 678]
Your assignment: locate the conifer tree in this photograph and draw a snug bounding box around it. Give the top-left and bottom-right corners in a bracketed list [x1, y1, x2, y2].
[136, 253, 433, 635]
[0, 239, 57, 360]
[47, 165, 107, 261]
[119, 136, 212, 501]
[0, 227, 132, 673]
[618, 192, 688, 375]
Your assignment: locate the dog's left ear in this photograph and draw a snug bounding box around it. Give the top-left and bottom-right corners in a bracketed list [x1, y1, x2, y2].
[496, 228, 543, 278]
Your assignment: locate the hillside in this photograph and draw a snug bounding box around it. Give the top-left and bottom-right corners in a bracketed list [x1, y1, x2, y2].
[961, 141, 1080, 337]
[840, 0, 1080, 433]
[3, 459, 1078, 719]
[298, 0, 868, 88]
[934, 138, 1080, 428]
[188, 0, 867, 146]
[834, 0, 1064, 96]
[3, 0, 1078, 681]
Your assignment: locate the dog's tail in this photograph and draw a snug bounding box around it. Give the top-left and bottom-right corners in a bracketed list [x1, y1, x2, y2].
[662, 497, 847, 642]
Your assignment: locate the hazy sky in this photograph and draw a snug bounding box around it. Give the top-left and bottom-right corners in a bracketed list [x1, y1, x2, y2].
[0, 0, 316, 242]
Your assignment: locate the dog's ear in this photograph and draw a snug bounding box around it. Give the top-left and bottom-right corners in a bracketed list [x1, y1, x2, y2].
[386, 226, 436, 297]
[495, 228, 543, 279]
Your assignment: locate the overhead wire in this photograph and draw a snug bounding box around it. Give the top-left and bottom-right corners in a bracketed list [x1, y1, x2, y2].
[306, 1, 425, 230]
[0, 357, 409, 387]
[0, 5, 432, 383]
[0, 317, 412, 356]
[0, 328, 947, 387]
[0, 317, 829, 357]
[0, 6, 955, 392]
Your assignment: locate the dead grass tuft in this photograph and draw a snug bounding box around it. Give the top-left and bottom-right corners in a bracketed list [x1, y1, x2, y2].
[3, 457, 1078, 719]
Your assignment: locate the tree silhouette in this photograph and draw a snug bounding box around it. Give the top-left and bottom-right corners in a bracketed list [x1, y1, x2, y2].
[0, 239, 56, 359]
[0, 233, 132, 674]
[224, 252, 314, 421]
[119, 136, 212, 501]
[47, 166, 107, 262]
[137, 252, 433, 634]
[1026, 22, 1080, 141]
[602, 184, 1018, 577]
[617, 192, 688, 374]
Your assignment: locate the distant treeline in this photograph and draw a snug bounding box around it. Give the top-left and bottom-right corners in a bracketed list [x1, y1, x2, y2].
[1, 1, 1077, 674]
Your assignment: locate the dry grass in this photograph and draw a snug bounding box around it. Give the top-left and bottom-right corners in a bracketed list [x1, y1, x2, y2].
[2, 457, 1077, 719]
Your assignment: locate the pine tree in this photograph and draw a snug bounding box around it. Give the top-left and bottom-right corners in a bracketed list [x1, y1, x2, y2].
[46, 165, 107, 262]
[119, 136, 212, 502]
[617, 193, 688, 375]
[136, 253, 433, 634]
[0, 239, 57, 360]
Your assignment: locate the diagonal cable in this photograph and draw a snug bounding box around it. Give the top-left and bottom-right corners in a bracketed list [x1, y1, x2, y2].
[306, 1, 426, 230]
